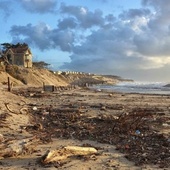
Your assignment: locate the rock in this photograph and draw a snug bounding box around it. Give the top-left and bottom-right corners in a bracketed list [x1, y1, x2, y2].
[29, 93, 35, 97]
[108, 94, 113, 97]
[32, 106, 38, 111]
[100, 106, 106, 110]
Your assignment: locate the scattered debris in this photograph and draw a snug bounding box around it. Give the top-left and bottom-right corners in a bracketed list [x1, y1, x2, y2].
[0, 134, 4, 143]
[41, 146, 97, 165]
[20, 107, 29, 114]
[26, 105, 170, 168]
[32, 106, 38, 111]
[0, 137, 38, 158]
[1, 87, 170, 169]
[4, 103, 18, 114]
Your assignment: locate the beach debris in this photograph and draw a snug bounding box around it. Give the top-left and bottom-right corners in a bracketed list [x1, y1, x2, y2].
[20, 107, 29, 114]
[100, 106, 106, 110]
[32, 106, 38, 111]
[64, 146, 97, 155]
[0, 137, 37, 158]
[27, 105, 170, 168]
[108, 93, 113, 97]
[0, 134, 4, 143]
[4, 102, 29, 115]
[9, 87, 170, 168]
[29, 93, 35, 97]
[4, 102, 18, 114]
[135, 130, 141, 135]
[41, 146, 97, 165]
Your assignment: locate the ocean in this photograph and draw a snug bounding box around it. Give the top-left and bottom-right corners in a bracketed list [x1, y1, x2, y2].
[91, 81, 170, 95]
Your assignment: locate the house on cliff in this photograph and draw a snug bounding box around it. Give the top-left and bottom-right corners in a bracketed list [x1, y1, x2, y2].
[5, 45, 33, 68]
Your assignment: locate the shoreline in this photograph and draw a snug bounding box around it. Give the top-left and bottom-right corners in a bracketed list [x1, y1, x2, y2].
[0, 87, 170, 169]
[90, 81, 170, 95]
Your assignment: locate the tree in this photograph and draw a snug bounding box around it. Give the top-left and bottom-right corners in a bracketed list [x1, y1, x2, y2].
[0, 50, 10, 65]
[1, 42, 28, 52]
[1, 43, 12, 52]
[33, 61, 50, 69]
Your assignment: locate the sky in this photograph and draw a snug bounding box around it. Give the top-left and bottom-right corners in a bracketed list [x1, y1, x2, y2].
[1, 0, 170, 82]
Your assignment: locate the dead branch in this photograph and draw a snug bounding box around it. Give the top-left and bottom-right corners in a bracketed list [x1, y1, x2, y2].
[4, 103, 18, 114]
[20, 100, 27, 106]
[19, 107, 29, 114]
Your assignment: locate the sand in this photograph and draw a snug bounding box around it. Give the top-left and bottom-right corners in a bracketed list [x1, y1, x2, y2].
[0, 86, 169, 170]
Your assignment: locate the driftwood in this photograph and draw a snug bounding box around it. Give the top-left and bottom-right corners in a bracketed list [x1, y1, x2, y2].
[19, 100, 27, 106]
[65, 146, 97, 155]
[41, 146, 97, 164]
[0, 134, 4, 143]
[4, 103, 18, 114]
[4, 103, 29, 115]
[19, 108, 29, 114]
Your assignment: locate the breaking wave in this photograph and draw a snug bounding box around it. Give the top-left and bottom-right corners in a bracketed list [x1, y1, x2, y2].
[93, 81, 170, 94]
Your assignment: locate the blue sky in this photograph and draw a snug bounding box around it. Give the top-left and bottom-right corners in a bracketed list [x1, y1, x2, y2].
[1, 0, 170, 82]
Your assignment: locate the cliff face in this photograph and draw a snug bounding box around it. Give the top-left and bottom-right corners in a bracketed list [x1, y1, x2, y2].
[0, 67, 68, 87]
[0, 66, 127, 87]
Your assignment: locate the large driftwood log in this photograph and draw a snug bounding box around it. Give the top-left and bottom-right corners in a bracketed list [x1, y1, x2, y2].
[64, 146, 97, 155]
[41, 146, 97, 164]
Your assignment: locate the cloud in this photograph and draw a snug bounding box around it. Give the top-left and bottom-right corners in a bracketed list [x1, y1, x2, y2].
[60, 3, 104, 28]
[119, 8, 151, 19]
[57, 17, 77, 30]
[60, 24, 145, 73]
[20, 0, 57, 13]
[60, 3, 170, 80]
[0, 0, 13, 19]
[133, 32, 170, 57]
[133, 0, 170, 57]
[142, 0, 170, 10]
[10, 23, 51, 50]
[8, 2, 170, 81]
[9, 22, 74, 52]
[142, 0, 170, 26]
[9, 4, 106, 51]
[49, 29, 74, 52]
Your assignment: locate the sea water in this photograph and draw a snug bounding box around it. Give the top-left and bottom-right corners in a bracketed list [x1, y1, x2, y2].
[92, 81, 170, 95]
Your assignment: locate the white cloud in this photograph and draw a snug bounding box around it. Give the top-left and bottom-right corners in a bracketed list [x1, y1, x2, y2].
[80, 7, 87, 15]
[60, 4, 104, 28]
[144, 57, 170, 69]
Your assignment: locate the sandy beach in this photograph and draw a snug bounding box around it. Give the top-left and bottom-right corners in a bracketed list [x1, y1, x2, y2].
[0, 86, 170, 170]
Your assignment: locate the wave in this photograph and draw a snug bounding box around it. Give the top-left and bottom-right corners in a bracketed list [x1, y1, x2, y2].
[93, 81, 170, 94]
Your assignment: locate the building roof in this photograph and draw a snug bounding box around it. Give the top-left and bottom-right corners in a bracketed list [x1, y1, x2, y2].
[9, 46, 31, 54]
